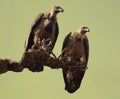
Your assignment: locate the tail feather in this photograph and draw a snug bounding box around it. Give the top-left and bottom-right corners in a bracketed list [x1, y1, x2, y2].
[63, 68, 85, 93]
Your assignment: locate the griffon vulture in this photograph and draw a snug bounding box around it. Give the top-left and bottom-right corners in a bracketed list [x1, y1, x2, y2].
[25, 5, 64, 72]
[61, 26, 90, 93]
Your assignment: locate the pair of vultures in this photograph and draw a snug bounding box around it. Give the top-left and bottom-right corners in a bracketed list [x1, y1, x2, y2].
[20, 5, 90, 93]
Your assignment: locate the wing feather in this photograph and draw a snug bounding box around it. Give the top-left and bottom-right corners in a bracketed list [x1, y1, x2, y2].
[50, 22, 59, 51]
[83, 36, 89, 63]
[62, 32, 71, 51]
[25, 13, 44, 51]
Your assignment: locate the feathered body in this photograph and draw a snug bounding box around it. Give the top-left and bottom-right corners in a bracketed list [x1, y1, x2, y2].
[61, 26, 90, 93]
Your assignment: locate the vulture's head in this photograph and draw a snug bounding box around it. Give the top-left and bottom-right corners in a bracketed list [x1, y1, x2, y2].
[51, 5, 64, 15]
[79, 26, 90, 34]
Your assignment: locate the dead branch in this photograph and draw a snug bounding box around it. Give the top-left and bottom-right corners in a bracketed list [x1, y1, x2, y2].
[20, 49, 61, 69]
[0, 48, 87, 74]
[0, 49, 61, 74]
[0, 59, 23, 74]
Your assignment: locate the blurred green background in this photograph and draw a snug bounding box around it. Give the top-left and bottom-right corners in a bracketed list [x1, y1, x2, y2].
[0, 0, 120, 99]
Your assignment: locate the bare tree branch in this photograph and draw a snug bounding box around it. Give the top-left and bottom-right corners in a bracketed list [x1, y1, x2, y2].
[0, 49, 61, 74]
[0, 48, 87, 74]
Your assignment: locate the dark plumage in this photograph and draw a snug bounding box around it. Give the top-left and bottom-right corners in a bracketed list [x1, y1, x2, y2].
[61, 26, 90, 93]
[25, 5, 64, 72]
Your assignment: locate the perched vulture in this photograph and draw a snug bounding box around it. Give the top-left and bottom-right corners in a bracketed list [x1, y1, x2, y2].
[25, 5, 64, 72]
[61, 26, 90, 93]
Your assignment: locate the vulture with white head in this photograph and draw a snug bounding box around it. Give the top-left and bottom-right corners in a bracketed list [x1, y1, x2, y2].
[61, 26, 90, 93]
[25, 5, 64, 72]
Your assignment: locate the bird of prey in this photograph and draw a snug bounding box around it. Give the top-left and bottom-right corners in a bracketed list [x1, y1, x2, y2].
[61, 26, 90, 93]
[25, 5, 64, 72]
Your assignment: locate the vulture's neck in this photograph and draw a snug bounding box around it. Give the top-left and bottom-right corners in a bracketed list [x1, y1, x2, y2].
[73, 31, 84, 39]
[49, 11, 57, 21]
[80, 31, 86, 35]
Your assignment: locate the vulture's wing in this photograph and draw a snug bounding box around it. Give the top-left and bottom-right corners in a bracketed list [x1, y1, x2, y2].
[62, 35, 89, 93]
[50, 22, 59, 50]
[62, 32, 71, 51]
[83, 36, 89, 63]
[54, 22, 59, 43]
[25, 13, 44, 51]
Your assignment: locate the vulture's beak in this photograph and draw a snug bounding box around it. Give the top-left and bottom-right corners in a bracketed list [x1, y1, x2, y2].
[58, 7, 64, 12]
[84, 28, 90, 32]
